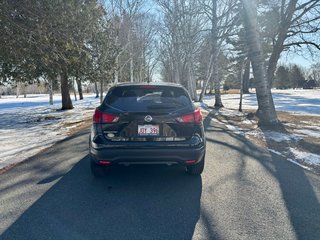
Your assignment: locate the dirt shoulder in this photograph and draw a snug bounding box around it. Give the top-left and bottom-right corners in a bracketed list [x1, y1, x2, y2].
[63, 117, 92, 136]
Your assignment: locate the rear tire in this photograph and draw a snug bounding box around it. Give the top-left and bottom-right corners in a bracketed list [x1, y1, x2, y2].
[90, 161, 105, 178]
[186, 157, 205, 175]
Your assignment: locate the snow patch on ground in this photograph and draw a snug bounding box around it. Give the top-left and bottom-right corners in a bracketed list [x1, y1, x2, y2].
[209, 118, 222, 124]
[263, 131, 301, 142]
[294, 129, 320, 138]
[244, 129, 302, 143]
[225, 124, 245, 135]
[241, 119, 255, 125]
[289, 148, 320, 166]
[218, 108, 245, 117]
[0, 94, 100, 170]
[244, 130, 266, 142]
[203, 89, 320, 116]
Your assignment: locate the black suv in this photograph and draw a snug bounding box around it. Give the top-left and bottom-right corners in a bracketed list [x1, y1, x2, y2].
[89, 82, 206, 176]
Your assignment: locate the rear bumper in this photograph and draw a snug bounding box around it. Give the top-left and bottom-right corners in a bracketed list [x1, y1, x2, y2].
[90, 145, 205, 166]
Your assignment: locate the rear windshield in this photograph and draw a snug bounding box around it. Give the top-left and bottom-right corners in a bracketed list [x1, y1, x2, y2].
[104, 85, 193, 112]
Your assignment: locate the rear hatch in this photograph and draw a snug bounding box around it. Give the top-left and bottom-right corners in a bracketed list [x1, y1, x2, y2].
[95, 85, 202, 143]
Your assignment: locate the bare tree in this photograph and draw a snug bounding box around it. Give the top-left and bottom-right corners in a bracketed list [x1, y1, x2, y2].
[198, 0, 238, 106]
[308, 63, 320, 84]
[241, 0, 279, 125]
[260, 0, 320, 85]
[109, 0, 153, 83]
[156, 0, 205, 99]
[156, 0, 185, 84]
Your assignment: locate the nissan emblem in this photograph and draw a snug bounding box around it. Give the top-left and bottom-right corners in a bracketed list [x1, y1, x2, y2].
[144, 115, 153, 122]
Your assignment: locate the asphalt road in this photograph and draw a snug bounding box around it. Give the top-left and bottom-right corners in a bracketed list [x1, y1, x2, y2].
[0, 114, 320, 240]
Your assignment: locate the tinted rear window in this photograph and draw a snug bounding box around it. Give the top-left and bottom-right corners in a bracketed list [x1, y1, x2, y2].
[104, 85, 192, 112]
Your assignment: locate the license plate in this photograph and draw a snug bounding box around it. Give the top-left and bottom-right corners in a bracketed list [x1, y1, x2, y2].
[138, 125, 159, 136]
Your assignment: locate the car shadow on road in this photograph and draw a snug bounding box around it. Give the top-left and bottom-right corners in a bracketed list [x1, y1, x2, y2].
[1, 155, 202, 240]
[203, 113, 320, 239]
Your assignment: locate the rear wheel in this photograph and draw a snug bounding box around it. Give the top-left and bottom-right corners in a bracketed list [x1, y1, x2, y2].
[186, 157, 205, 175]
[90, 161, 105, 178]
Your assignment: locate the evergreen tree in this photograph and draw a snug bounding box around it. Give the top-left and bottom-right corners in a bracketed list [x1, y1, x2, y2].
[274, 66, 290, 89]
[289, 64, 305, 88]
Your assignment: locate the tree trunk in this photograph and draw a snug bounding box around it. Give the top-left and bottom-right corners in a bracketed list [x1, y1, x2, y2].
[173, 61, 180, 84]
[130, 56, 134, 83]
[94, 80, 99, 98]
[186, 58, 197, 101]
[199, 54, 214, 102]
[190, 62, 198, 102]
[209, 80, 214, 95]
[22, 83, 27, 98]
[239, 60, 245, 112]
[186, 65, 193, 99]
[114, 55, 119, 84]
[211, 0, 223, 108]
[199, 85, 205, 102]
[241, 0, 278, 125]
[213, 69, 223, 108]
[76, 77, 83, 100]
[242, 60, 250, 94]
[266, 0, 297, 86]
[73, 79, 77, 101]
[16, 81, 21, 98]
[199, 0, 222, 108]
[99, 77, 103, 104]
[48, 78, 53, 105]
[172, 36, 181, 84]
[60, 71, 73, 110]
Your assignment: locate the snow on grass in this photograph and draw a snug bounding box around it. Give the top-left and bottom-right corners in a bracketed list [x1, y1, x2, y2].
[258, 131, 301, 142]
[224, 124, 245, 135]
[244, 130, 265, 140]
[294, 129, 320, 138]
[289, 148, 320, 166]
[300, 121, 320, 126]
[200, 106, 296, 161]
[203, 89, 320, 116]
[0, 94, 100, 170]
[218, 108, 245, 117]
[241, 119, 255, 125]
[242, 129, 300, 144]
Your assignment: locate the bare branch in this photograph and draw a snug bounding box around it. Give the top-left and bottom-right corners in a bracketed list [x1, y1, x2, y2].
[284, 41, 320, 50]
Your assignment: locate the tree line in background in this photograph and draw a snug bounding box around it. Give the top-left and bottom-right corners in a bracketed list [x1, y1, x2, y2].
[274, 63, 320, 89]
[223, 63, 320, 90]
[0, 0, 319, 126]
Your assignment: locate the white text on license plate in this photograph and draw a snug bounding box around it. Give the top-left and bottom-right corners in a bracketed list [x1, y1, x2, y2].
[138, 125, 159, 136]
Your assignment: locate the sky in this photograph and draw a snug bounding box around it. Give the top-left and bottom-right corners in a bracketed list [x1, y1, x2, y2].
[279, 53, 318, 68]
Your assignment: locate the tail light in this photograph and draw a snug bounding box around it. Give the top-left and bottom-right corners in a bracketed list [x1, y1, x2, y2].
[93, 109, 119, 123]
[176, 109, 202, 125]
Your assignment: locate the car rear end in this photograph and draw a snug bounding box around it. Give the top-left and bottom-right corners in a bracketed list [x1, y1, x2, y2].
[89, 83, 206, 176]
